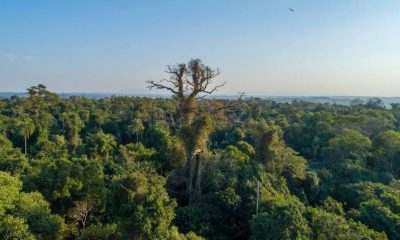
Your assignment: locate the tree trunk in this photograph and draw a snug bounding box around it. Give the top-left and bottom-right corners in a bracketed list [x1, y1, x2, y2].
[186, 154, 194, 204]
[182, 96, 197, 125]
[82, 214, 87, 231]
[390, 158, 393, 174]
[194, 153, 202, 203]
[136, 131, 139, 144]
[24, 134, 27, 155]
[187, 149, 202, 205]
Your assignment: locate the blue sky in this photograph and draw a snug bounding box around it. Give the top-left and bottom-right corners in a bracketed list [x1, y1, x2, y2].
[1, 0, 400, 96]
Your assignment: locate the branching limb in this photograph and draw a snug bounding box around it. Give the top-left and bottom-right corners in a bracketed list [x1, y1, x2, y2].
[198, 81, 227, 96]
[146, 79, 179, 95]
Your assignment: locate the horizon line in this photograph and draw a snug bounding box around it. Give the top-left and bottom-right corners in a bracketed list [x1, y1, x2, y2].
[0, 91, 400, 98]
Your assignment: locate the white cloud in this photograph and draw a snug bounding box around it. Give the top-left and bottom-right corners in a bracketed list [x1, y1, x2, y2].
[0, 51, 16, 60]
[0, 51, 34, 61]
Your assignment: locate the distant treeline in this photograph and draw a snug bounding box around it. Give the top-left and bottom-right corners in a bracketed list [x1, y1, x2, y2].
[1, 91, 399, 107]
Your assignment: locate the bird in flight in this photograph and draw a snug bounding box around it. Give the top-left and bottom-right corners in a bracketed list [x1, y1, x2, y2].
[289, 8, 295, 12]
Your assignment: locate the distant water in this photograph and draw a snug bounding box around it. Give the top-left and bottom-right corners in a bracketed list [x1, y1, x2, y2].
[1, 92, 399, 107]
[252, 96, 400, 108]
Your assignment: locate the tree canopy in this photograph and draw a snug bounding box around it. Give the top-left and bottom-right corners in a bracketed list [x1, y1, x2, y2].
[0, 70, 399, 239]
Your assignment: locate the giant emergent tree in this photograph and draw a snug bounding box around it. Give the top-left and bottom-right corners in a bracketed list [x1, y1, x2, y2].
[147, 59, 225, 204]
[147, 58, 225, 125]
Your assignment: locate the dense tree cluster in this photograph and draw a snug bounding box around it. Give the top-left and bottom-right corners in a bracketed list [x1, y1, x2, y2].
[1, 65, 400, 239]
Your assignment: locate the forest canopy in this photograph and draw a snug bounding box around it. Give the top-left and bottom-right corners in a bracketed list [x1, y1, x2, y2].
[1, 62, 400, 239]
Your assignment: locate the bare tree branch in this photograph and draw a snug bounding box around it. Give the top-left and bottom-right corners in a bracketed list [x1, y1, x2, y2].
[146, 80, 179, 95]
[200, 81, 227, 95]
[147, 58, 226, 124]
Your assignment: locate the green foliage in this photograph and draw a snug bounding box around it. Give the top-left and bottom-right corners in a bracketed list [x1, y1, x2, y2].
[86, 130, 116, 161]
[248, 120, 308, 182]
[337, 182, 400, 210]
[305, 207, 387, 240]
[357, 200, 400, 239]
[320, 196, 345, 216]
[0, 136, 29, 175]
[0, 171, 22, 216]
[210, 126, 244, 149]
[179, 114, 214, 152]
[222, 145, 250, 163]
[0, 86, 400, 239]
[128, 118, 144, 143]
[250, 196, 310, 240]
[372, 130, 400, 176]
[174, 205, 212, 237]
[322, 128, 371, 164]
[108, 170, 178, 239]
[77, 224, 118, 240]
[0, 215, 35, 240]
[61, 111, 84, 153]
[16, 115, 35, 154]
[235, 140, 256, 157]
[12, 192, 66, 239]
[24, 158, 84, 206]
[119, 143, 156, 164]
[0, 172, 66, 239]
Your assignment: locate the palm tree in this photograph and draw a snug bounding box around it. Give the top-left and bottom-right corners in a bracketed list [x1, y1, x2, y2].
[99, 132, 116, 160]
[61, 111, 84, 154]
[17, 118, 35, 155]
[128, 118, 144, 144]
[88, 130, 116, 161]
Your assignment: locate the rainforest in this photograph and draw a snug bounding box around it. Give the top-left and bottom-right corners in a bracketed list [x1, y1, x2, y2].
[1, 60, 400, 240]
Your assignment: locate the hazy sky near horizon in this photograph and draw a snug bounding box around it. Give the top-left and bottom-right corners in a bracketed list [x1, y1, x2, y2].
[1, 1, 400, 96]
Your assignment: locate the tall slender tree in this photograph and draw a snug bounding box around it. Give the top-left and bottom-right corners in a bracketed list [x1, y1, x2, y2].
[16, 118, 35, 155]
[128, 118, 144, 144]
[61, 111, 84, 154]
